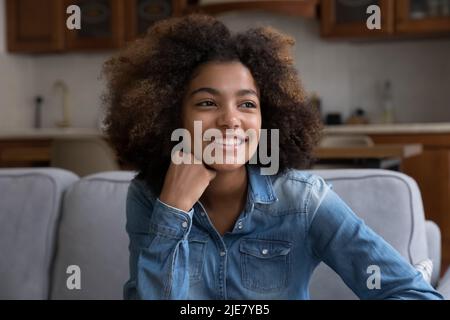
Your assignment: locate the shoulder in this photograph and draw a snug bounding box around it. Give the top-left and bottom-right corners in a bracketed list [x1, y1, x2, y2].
[275, 168, 322, 184]
[126, 177, 159, 232]
[127, 177, 157, 208]
[271, 168, 331, 195]
[268, 168, 332, 215]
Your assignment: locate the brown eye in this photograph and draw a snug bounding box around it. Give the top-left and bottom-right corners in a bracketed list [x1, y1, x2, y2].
[240, 102, 256, 109]
[196, 101, 216, 107]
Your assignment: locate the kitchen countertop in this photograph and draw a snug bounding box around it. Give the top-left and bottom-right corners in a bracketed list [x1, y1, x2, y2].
[324, 122, 450, 134]
[2, 122, 450, 139]
[0, 128, 103, 140]
[315, 143, 423, 159]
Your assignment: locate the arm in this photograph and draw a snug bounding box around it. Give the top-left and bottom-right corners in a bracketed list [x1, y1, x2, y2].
[124, 151, 215, 300]
[124, 179, 194, 300]
[306, 177, 443, 300]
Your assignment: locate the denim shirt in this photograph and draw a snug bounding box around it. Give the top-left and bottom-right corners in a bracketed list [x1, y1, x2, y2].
[124, 165, 443, 300]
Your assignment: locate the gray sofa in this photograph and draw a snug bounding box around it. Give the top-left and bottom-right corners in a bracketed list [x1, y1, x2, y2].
[0, 168, 449, 299]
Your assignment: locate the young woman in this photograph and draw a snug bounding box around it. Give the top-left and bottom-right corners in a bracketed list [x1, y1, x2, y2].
[102, 14, 442, 300]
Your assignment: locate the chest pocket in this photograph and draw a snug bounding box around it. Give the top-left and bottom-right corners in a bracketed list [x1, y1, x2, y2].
[239, 238, 292, 293]
[188, 231, 208, 283]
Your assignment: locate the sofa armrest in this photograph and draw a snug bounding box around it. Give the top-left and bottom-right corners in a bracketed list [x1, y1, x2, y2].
[425, 220, 441, 287]
[437, 267, 450, 299]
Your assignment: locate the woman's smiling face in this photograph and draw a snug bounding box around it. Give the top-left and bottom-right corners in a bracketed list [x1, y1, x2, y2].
[181, 61, 262, 172]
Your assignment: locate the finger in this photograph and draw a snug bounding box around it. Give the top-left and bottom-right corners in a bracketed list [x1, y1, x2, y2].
[185, 148, 203, 165]
[171, 150, 183, 164]
[204, 163, 215, 171]
[205, 167, 217, 180]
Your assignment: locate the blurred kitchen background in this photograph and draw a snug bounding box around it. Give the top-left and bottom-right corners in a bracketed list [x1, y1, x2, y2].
[1, 0, 450, 270]
[2, 0, 450, 129]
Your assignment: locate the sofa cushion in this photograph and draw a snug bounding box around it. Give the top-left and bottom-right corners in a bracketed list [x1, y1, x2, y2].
[0, 168, 78, 299]
[307, 169, 429, 300]
[50, 171, 135, 299]
[425, 220, 441, 287]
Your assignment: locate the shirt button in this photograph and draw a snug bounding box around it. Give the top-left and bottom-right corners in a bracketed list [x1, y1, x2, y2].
[261, 249, 268, 255]
[220, 251, 226, 257]
[200, 212, 205, 216]
[181, 221, 188, 228]
[238, 222, 243, 229]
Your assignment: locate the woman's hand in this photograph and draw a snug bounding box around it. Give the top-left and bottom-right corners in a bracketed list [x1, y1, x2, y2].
[159, 151, 216, 212]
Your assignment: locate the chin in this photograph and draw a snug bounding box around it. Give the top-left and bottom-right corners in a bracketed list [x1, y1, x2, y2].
[206, 162, 246, 172]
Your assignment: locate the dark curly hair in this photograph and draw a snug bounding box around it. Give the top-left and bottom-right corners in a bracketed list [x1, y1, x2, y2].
[102, 14, 322, 194]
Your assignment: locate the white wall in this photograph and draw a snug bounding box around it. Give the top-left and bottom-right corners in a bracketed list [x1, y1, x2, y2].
[0, 0, 111, 129]
[0, 0, 36, 129]
[219, 11, 450, 123]
[32, 53, 111, 128]
[1, 1, 450, 129]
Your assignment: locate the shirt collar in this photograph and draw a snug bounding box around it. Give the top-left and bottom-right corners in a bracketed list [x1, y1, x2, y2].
[246, 164, 278, 204]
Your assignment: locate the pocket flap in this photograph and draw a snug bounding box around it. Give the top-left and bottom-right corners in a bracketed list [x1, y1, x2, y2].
[240, 239, 291, 259]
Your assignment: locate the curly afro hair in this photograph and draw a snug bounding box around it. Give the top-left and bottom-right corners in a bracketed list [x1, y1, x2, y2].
[102, 14, 322, 194]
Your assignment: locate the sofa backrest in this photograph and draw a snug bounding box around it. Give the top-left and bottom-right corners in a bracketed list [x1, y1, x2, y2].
[50, 171, 135, 299]
[308, 169, 429, 299]
[1, 168, 430, 299]
[0, 168, 78, 299]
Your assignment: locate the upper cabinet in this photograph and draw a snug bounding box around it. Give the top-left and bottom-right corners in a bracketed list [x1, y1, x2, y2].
[6, 0, 65, 52]
[396, 0, 450, 35]
[6, 0, 320, 53]
[6, 0, 450, 52]
[321, 0, 394, 38]
[321, 0, 450, 38]
[6, 0, 189, 53]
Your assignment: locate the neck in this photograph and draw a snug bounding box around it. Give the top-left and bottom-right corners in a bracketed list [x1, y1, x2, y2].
[200, 165, 248, 211]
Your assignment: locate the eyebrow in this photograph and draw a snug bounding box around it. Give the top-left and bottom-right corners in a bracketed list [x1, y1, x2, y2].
[189, 87, 259, 99]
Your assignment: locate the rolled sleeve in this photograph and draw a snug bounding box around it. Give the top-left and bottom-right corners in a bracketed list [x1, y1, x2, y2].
[149, 198, 194, 240]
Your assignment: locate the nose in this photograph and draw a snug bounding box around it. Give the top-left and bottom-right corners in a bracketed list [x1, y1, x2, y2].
[217, 106, 241, 130]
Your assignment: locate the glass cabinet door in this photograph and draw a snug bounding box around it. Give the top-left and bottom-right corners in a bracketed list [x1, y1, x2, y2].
[336, 0, 379, 23]
[65, 0, 124, 50]
[396, 0, 450, 34]
[321, 0, 395, 37]
[408, 0, 450, 19]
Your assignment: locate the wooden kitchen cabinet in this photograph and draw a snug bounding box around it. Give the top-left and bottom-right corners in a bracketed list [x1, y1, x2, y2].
[6, 0, 65, 53]
[396, 0, 450, 35]
[0, 136, 132, 174]
[0, 140, 52, 167]
[321, 0, 395, 38]
[320, 0, 450, 38]
[370, 133, 450, 274]
[6, 0, 190, 52]
[6, 0, 125, 52]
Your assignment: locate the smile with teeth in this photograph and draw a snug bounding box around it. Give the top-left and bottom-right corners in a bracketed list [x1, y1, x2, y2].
[211, 136, 248, 147]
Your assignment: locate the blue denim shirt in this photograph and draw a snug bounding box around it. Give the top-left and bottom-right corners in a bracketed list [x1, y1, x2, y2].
[124, 165, 443, 300]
